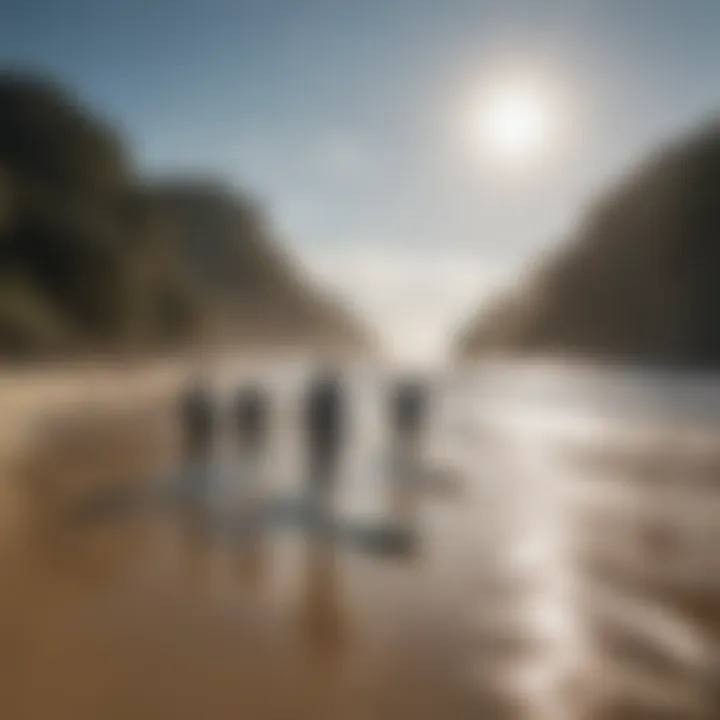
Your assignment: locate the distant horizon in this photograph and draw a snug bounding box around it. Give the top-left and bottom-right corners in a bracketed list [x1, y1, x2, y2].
[2, 0, 719, 360]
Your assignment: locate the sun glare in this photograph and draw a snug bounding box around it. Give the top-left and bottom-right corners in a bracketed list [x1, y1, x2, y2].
[469, 78, 559, 168]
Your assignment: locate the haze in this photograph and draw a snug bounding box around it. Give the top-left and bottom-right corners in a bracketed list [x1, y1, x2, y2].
[3, 0, 719, 360]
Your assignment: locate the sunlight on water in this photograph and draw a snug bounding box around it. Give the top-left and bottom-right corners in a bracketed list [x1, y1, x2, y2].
[0, 361, 718, 718]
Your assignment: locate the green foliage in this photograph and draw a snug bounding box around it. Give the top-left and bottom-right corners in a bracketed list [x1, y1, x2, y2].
[147, 180, 366, 347]
[0, 71, 365, 358]
[0, 275, 73, 356]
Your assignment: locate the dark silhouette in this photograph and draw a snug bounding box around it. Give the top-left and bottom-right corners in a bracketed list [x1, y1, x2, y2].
[179, 380, 215, 466]
[0, 72, 201, 355]
[176, 378, 216, 562]
[0, 71, 368, 357]
[384, 380, 426, 536]
[391, 379, 429, 449]
[458, 120, 720, 367]
[233, 384, 270, 455]
[305, 369, 346, 506]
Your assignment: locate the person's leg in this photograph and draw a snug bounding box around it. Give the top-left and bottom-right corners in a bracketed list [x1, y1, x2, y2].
[309, 443, 341, 531]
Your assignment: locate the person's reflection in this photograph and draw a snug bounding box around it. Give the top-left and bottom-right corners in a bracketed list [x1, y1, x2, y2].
[389, 455, 420, 530]
[298, 537, 349, 659]
[236, 525, 265, 589]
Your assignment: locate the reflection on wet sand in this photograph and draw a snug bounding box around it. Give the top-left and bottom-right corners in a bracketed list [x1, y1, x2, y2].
[232, 446, 269, 590]
[0, 375, 719, 719]
[299, 539, 348, 658]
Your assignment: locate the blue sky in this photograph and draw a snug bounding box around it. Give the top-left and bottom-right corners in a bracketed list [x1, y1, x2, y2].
[2, 0, 719, 359]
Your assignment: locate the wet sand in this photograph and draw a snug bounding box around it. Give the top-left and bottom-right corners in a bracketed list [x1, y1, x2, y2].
[0, 371, 718, 719]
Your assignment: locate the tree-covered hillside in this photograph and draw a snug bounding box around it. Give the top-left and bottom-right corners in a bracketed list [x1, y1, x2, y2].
[0, 72, 365, 358]
[458, 121, 720, 367]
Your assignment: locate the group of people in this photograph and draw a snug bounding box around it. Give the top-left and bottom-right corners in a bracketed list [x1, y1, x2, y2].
[179, 368, 429, 503]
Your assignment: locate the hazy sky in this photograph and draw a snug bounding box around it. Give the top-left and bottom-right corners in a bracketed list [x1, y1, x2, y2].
[2, 0, 719, 360]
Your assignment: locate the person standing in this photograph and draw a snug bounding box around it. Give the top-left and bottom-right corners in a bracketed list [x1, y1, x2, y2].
[233, 384, 269, 457]
[232, 383, 270, 524]
[178, 377, 216, 509]
[180, 378, 215, 465]
[304, 368, 346, 508]
[391, 379, 428, 452]
[387, 378, 429, 527]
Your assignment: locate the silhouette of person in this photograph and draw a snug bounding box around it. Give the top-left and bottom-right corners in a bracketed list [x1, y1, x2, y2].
[391, 379, 428, 451]
[232, 384, 270, 586]
[176, 378, 216, 568]
[233, 384, 269, 456]
[387, 379, 428, 528]
[180, 379, 215, 464]
[178, 378, 216, 512]
[305, 368, 345, 508]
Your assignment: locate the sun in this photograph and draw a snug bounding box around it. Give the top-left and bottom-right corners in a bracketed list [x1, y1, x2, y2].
[470, 79, 558, 167]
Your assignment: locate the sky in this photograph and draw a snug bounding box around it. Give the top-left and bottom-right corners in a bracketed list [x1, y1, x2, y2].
[2, 0, 719, 361]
